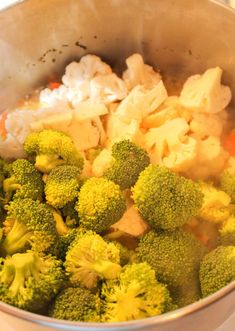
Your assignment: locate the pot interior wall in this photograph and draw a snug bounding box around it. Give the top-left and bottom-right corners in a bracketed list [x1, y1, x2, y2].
[0, 0, 235, 111]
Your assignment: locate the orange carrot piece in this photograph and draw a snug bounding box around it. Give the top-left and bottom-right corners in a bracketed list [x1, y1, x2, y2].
[223, 132, 235, 156]
[0, 112, 7, 139]
[48, 81, 60, 90]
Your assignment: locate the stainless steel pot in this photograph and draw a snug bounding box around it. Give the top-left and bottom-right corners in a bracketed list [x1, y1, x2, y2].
[0, 1, 234, 330]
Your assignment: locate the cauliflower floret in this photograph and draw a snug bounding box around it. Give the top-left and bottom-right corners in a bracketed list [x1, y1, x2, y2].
[123, 53, 161, 90]
[89, 73, 128, 104]
[39, 85, 69, 106]
[179, 67, 232, 113]
[92, 148, 113, 177]
[62, 55, 127, 106]
[106, 113, 140, 144]
[142, 96, 192, 129]
[0, 133, 26, 159]
[185, 136, 229, 180]
[222, 156, 235, 176]
[73, 101, 108, 120]
[142, 106, 179, 129]
[62, 54, 112, 88]
[111, 205, 149, 237]
[144, 118, 197, 172]
[189, 112, 225, 139]
[30, 110, 73, 133]
[67, 119, 100, 151]
[115, 81, 168, 123]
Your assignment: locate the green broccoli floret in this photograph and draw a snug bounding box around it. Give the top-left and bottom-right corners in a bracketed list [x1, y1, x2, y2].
[61, 200, 80, 228]
[0, 157, 9, 189]
[45, 165, 82, 209]
[104, 140, 150, 190]
[65, 231, 122, 289]
[0, 251, 65, 312]
[49, 287, 100, 321]
[197, 182, 231, 224]
[132, 165, 203, 229]
[199, 246, 235, 297]
[2, 199, 57, 255]
[76, 177, 126, 233]
[137, 229, 206, 307]
[101, 262, 176, 322]
[3, 159, 44, 203]
[219, 216, 235, 246]
[104, 239, 135, 266]
[24, 130, 84, 174]
[220, 170, 235, 203]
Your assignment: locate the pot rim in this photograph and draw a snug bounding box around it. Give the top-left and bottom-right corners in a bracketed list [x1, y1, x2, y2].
[0, 0, 234, 329]
[0, 281, 234, 329]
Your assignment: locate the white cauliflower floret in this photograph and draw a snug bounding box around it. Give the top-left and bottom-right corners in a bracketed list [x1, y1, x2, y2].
[189, 112, 224, 139]
[89, 73, 127, 104]
[92, 116, 107, 146]
[185, 136, 229, 180]
[92, 149, 113, 177]
[39, 85, 69, 106]
[62, 54, 112, 88]
[123, 53, 161, 90]
[0, 133, 26, 159]
[66, 119, 100, 151]
[145, 118, 197, 172]
[73, 101, 108, 120]
[30, 110, 73, 133]
[106, 113, 140, 144]
[111, 205, 149, 237]
[142, 96, 192, 129]
[62, 55, 127, 106]
[115, 81, 168, 123]
[221, 156, 235, 176]
[180, 67, 232, 113]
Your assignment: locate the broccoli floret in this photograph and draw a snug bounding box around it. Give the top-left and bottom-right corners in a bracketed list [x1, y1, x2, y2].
[76, 177, 126, 233]
[0, 157, 9, 189]
[104, 140, 150, 190]
[101, 262, 175, 322]
[65, 231, 122, 289]
[137, 229, 206, 307]
[55, 228, 79, 261]
[197, 182, 231, 223]
[61, 200, 80, 228]
[219, 216, 235, 246]
[199, 246, 235, 297]
[2, 199, 57, 255]
[104, 239, 135, 266]
[220, 170, 235, 203]
[48, 207, 80, 260]
[24, 130, 84, 174]
[3, 159, 44, 203]
[132, 165, 203, 229]
[45, 165, 82, 209]
[0, 251, 65, 312]
[49, 287, 100, 321]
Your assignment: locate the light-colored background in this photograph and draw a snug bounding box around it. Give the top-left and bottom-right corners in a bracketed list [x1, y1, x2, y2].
[0, 0, 234, 330]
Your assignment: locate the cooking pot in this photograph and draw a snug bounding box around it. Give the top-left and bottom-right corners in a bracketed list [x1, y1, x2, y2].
[0, 1, 234, 330]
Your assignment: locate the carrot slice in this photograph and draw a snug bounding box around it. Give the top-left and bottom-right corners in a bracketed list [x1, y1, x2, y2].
[0, 112, 7, 139]
[223, 132, 235, 156]
[48, 81, 60, 90]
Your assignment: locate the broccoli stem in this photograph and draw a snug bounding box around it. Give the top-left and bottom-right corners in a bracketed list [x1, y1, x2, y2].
[3, 177, 21, 202]
[3, 253, 39, 296]
[2, 220, 32, 255]
[50, 208, 69, 236]
[35, 154, 66, 173]
[93, 261, 122, 280]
